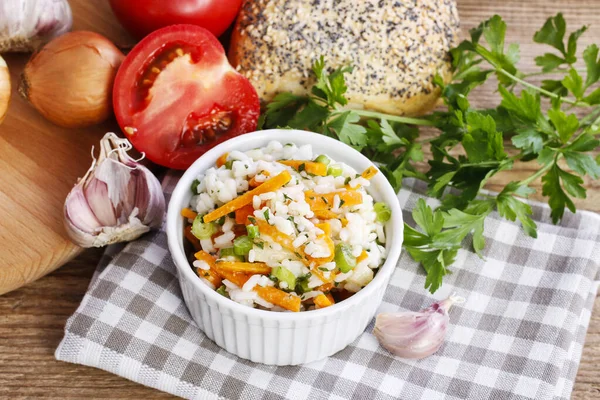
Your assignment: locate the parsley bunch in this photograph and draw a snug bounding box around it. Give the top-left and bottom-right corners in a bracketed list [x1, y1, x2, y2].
[259, 14, 600, 293]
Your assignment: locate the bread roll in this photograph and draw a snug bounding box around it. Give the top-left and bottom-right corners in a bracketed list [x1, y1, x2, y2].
[229, 0, 460, 116]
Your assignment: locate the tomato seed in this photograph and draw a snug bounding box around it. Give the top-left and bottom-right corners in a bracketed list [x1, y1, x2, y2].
[180, 110, 234, 148]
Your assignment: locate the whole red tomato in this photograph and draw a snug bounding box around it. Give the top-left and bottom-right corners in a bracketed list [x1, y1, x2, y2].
[109, 0, 242, 39]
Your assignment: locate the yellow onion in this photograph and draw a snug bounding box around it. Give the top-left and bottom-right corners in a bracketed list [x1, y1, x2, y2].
[19, 31, 124, 128]
[0, 55, 9, 124]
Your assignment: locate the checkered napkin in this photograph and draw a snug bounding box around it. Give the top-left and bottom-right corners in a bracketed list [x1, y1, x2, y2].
[56, 172, 600, 400]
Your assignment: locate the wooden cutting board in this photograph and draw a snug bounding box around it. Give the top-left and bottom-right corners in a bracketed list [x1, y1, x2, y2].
[0, 0, 135, 295]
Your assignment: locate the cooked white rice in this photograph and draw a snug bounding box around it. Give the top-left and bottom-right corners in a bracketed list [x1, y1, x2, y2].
[188, 141, 389, 311]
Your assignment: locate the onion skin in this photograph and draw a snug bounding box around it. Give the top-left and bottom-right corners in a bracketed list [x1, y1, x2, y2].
[19, 31, 124, 128]
[0, 56, 9, 124]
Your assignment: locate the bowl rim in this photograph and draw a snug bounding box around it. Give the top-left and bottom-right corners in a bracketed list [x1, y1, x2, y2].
[167, 129, 403, 321]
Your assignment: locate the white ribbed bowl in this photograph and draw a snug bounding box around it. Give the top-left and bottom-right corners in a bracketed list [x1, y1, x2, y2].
[167, 129, 403, 365]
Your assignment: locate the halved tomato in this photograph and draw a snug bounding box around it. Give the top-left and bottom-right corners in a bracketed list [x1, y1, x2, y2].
[113, 24, 260, 169]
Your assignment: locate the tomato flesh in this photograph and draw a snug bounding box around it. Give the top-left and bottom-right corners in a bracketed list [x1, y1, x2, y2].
[113, 25, 260, 169]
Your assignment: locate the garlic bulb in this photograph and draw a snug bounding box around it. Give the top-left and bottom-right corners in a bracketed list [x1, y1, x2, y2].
[0, 0, 72, 53]
[64, 132, 165, 248]
[373, 295, 464, 359]
[19, 31, 124, 128]
[0, 55, 9, 124]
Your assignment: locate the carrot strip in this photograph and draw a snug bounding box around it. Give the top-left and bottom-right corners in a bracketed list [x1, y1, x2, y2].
[212, 263, 300, 311]
[216, 152, 229, 168]
[181, 208, 198, 220]
[357, 250, 369, 264]
[256, 219, 299, 256]
[305, 190, 362, 211]
[212, 262, 251, 286]
[196, 268, 222, 288]
[235, 204, 255, 224]
[317, 282, 334, 292]
[314, 293, 333, 309]
[194, 251, 222, 287]
[254, 286, 301, 312]
[305, 222, 334, 265]
[215, 261, 271, 275]
[203, 171, 291, 223]
[278, 160, 327, 176]
[316, 222, 331, 236]
[184, 226, 202, 251]
[248, 176, 261, 187]
[361, 166, 378, 180]
[313, 209, 339, 220]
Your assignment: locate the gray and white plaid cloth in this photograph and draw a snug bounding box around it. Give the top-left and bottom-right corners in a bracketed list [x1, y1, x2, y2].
[56, 172, 600, 400]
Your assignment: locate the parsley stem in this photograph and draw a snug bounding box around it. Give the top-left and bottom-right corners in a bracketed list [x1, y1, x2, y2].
[350, 109, 436, 126]
[495, 68, 585, 107]
[517, 156, 560, 187]
[522, 68, 586, 78]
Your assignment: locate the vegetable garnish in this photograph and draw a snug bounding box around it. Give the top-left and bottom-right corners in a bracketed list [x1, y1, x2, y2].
[259, 14, 600, 294]
[278, 160, 328, 176]
[215, 261, 271, 275]
[203, 170, 291, 223]
[183, 141, 389, 311]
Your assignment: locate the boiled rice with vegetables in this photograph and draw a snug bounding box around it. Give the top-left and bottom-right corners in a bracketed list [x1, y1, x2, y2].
[182, 141, 391, 312]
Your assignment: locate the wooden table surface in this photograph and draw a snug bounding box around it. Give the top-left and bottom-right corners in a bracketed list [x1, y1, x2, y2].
[1, 0, 600, 398]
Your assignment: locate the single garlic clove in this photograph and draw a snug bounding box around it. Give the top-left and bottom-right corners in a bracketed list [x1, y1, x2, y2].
[134, 167, 166, 228]
[64, 185, 102, 234]
[373, 295, 464, 359]
[0, 0, 72, 53]
[64, 132, 166, 248]
[84, 177, 118, 227]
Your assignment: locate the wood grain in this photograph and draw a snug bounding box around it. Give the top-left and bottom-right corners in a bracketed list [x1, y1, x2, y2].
[0, 0, 135, 295]
[0, 0, 598, 398]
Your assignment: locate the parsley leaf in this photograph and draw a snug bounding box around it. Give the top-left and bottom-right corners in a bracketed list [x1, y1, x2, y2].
[434, 203, 492, 256]
[542, 162, 586, 223]
[562, 68, 585, 99]
[562, 133, 600, 178]
[534, 13, 567, 54]
[327, 111, 367, 148]
[548, 108, 580, 142]
[260, 93, 308, 129]
[403, 199, 457, 293]
[496, 183, 537, 238]
[583, 44, 600, 88]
